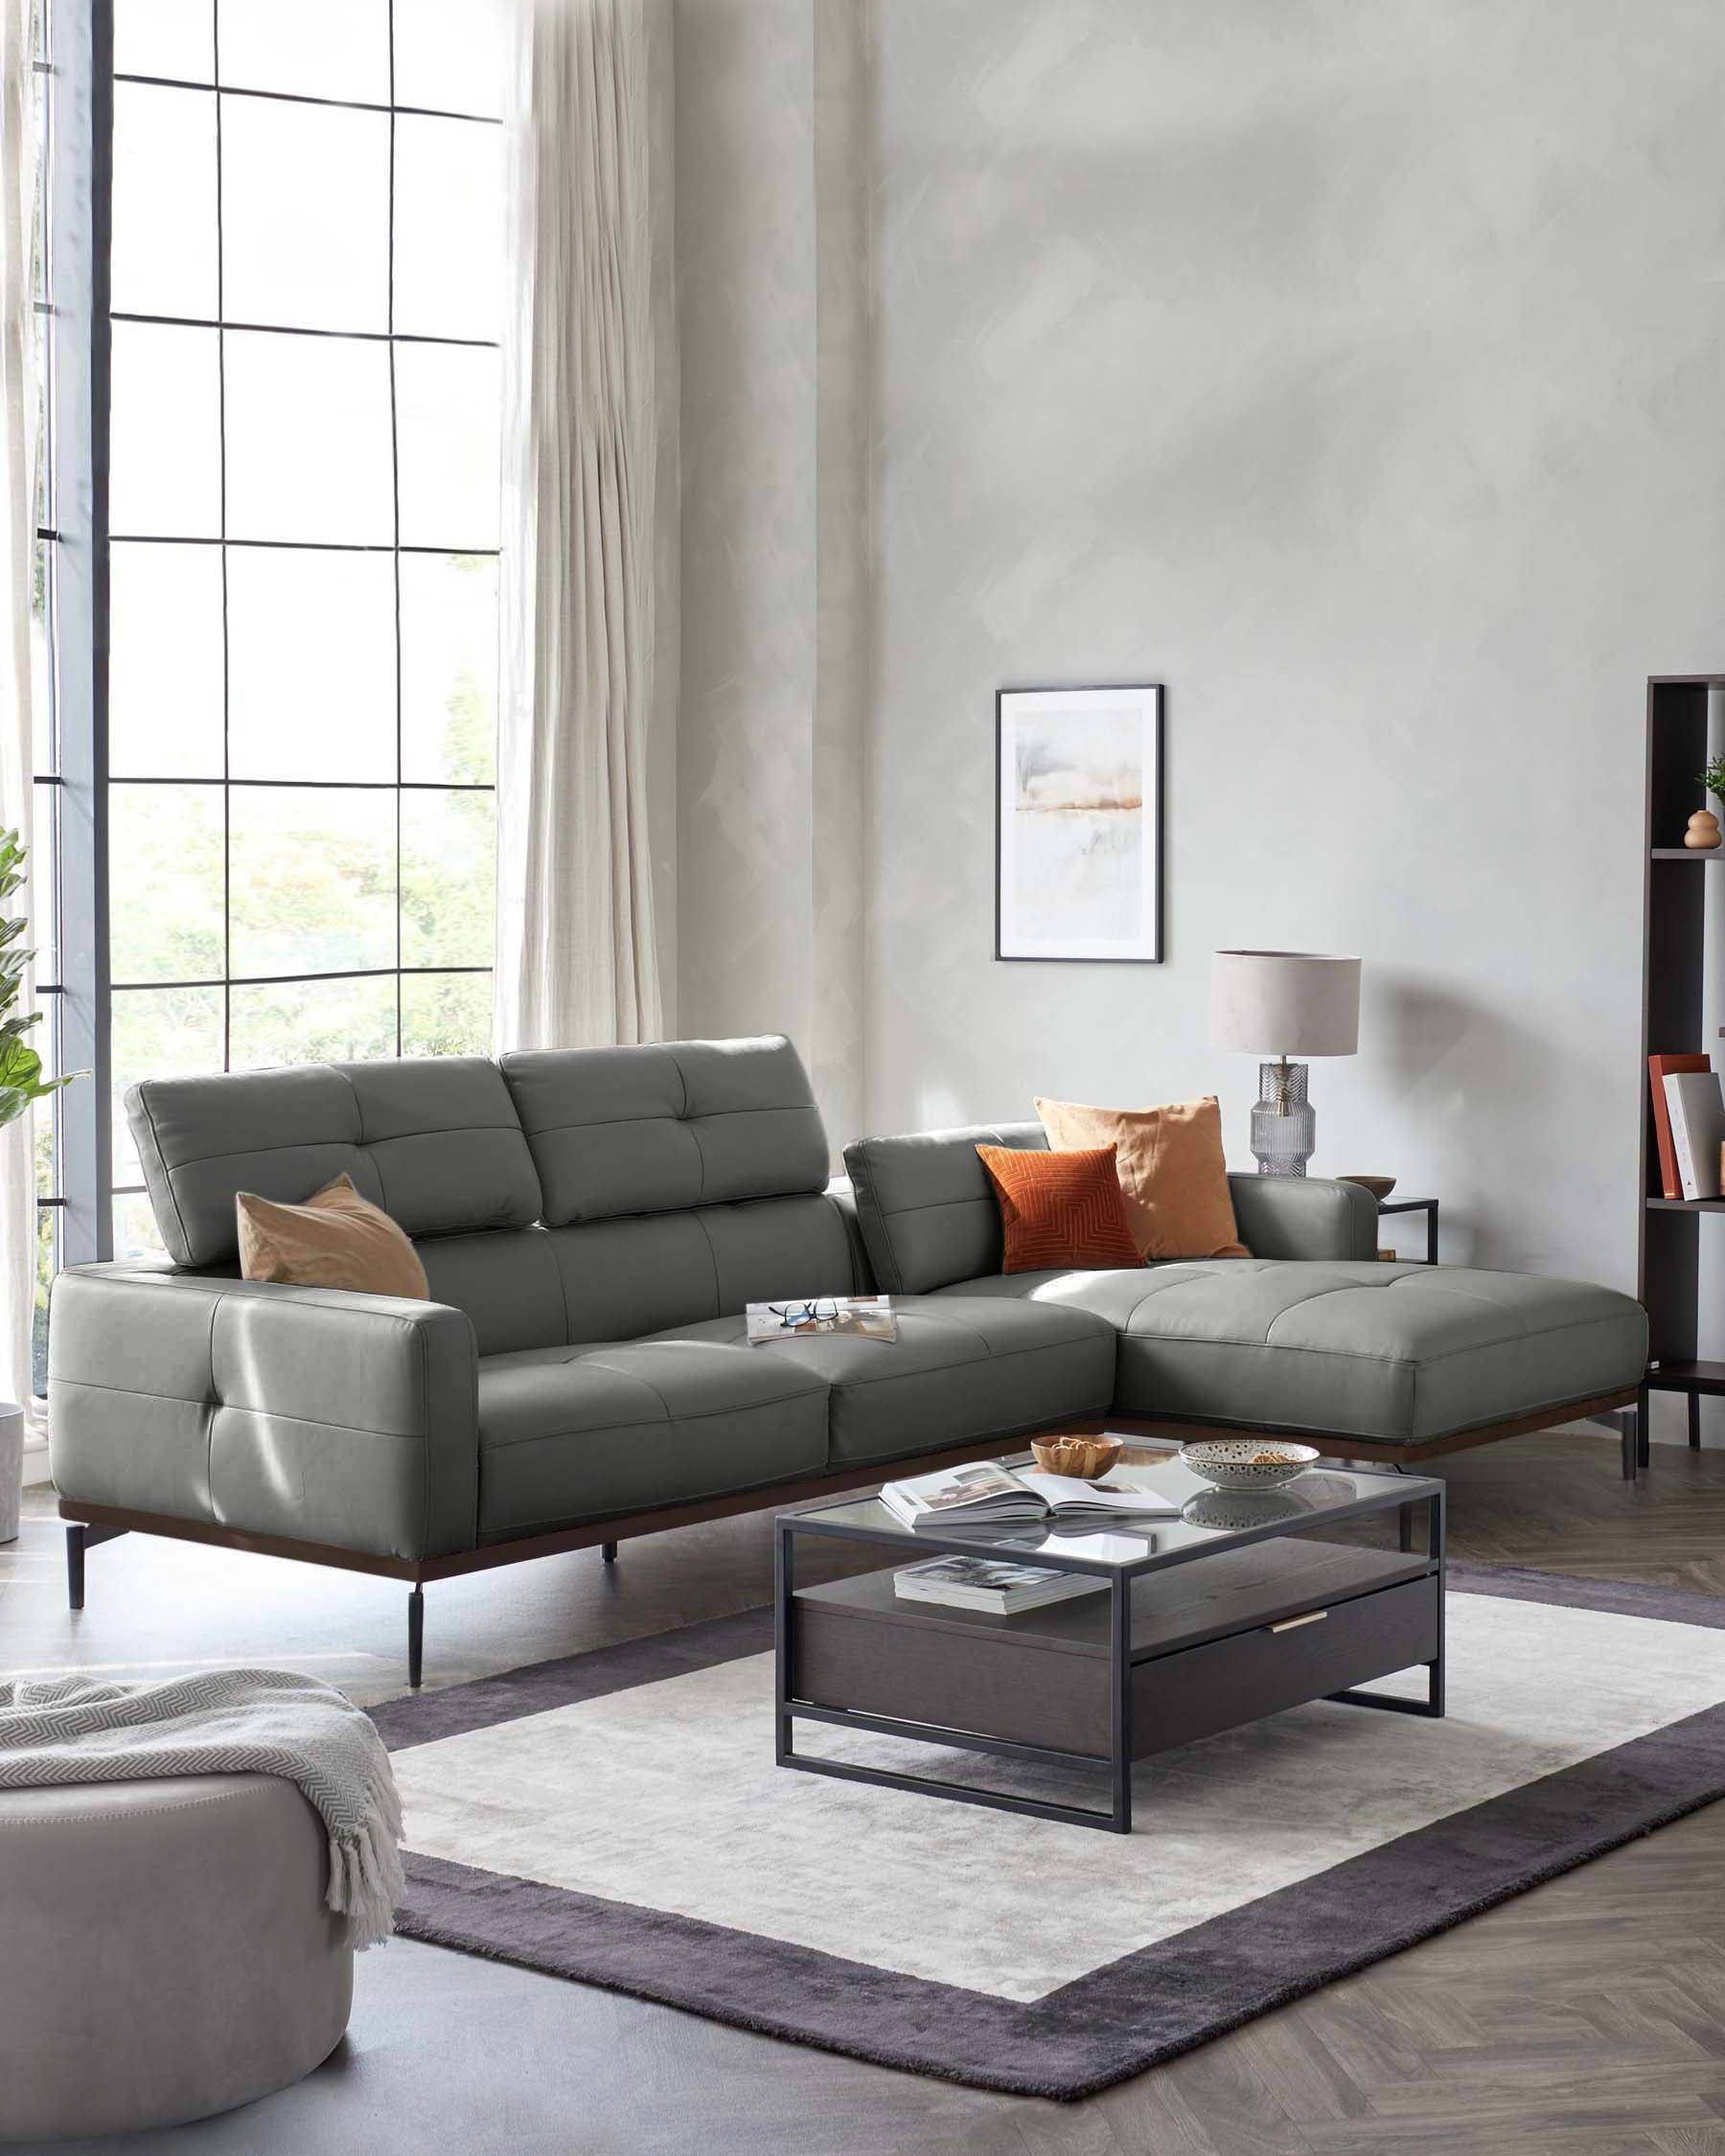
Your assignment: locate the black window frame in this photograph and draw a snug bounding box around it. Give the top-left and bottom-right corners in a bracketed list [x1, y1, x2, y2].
[42, 0, 503, 1291]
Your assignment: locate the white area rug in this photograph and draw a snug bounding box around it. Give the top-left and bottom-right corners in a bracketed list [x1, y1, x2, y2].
[372, 1566, 1725, 2097]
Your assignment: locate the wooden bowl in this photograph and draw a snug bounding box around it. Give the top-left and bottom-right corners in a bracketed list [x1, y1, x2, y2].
[1030, 1433, 1124, 1481]
[1339, 1175, 1396, 1201]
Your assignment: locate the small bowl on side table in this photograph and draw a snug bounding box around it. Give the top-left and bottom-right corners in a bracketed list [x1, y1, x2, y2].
[1178, 1438, 1320, 1490]
[1030, 1434, 1124, 1481]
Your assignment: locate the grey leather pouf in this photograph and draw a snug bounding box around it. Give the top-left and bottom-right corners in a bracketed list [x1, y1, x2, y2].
[0, 1770, 354, 2142]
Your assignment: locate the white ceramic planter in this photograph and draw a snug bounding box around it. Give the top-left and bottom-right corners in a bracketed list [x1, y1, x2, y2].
[0, 1400, 23, 1544]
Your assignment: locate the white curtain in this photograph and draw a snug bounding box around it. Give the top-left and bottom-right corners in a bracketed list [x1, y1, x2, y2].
[494, 0, 662, 1051]
[0, 0, 38, 1427]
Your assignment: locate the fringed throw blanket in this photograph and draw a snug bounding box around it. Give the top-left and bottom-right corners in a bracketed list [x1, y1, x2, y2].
[0, 1668, 404, 1948]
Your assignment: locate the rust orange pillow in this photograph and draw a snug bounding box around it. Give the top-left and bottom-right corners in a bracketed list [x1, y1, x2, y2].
[1034, 1094, 1247, 1261]
[976, 1143, 1142, 1273]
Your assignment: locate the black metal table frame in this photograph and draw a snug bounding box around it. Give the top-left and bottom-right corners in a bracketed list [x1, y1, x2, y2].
[774, 1476, 1446, 1835]
[1379, 1196, 1439, 1266]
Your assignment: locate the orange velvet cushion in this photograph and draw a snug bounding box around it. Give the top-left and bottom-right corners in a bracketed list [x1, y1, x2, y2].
[1034, 1094, 1247, 1261]
[236, 1173, 429, 1299]
[976, 1143, 1143, 1273]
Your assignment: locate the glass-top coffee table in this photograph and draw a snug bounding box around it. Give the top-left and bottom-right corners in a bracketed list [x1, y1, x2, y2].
[774, 1450, 1444, 1833]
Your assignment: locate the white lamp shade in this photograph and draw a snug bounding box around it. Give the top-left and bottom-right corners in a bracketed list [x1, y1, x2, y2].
[1210, 951, 1361, 1057]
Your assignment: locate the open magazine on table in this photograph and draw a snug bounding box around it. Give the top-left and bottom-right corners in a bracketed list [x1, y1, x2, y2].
[879, 1458, 1180, 1530]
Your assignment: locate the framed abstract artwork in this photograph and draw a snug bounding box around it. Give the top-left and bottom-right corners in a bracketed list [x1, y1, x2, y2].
[995, 683, 1163, 963]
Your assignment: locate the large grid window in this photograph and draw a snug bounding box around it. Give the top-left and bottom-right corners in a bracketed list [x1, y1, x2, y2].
[101, 0, 504, 1262]
[31, 0, 62, 1389]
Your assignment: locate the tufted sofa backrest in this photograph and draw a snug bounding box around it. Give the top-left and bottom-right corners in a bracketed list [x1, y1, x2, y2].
[127, 1056, 543, 1270]
[497, 1034, 829, 1224]
[126, 1037, 859, 1352]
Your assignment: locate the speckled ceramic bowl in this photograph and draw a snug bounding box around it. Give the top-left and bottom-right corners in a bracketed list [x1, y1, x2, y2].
[1178, 1438, 1320, 1490]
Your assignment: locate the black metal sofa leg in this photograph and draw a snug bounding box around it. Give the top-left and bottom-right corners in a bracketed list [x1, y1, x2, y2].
[601, 1541, 617, 1565]
[407, 1587, 425, 1690]
[65, 1522, 126, 1610]
[1622, 1392, 1649, 1482]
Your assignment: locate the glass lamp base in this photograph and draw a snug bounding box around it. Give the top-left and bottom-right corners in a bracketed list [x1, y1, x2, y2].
[1251, 1060, 1315, 1178]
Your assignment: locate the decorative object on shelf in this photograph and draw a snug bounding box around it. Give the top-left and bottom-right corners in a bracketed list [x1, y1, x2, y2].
[1649, 1053, 1711, 1199]
[1178, 1437, 1321, 1489]
[1029, 1432, 1124, 1480]
[1686, 810, 1722, 849]
[1339, 1174, 1396, 1200]
[1694, 754, 1725, 827]
[1210, 950, 1361, 1177]
[1663, 1069, 1725, 1201]
[995, 684, 1162, 963]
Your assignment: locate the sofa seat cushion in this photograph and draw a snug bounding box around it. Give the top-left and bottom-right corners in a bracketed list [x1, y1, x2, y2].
[476, 1341, 830, 1541]
[652, 1296, 1116, 1467]
[932, 1261, 1647, 1444]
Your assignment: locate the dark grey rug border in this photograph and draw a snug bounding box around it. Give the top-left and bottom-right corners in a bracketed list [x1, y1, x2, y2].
[380, 1569, 1725, 2101]
[369, 1604, 774, 1752]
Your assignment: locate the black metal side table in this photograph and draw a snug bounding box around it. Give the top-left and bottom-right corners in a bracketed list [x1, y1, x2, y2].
[1379, 1196, 1438, 1266]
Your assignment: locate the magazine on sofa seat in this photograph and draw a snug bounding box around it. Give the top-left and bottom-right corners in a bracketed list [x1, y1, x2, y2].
[745, 1296, 898, 1344]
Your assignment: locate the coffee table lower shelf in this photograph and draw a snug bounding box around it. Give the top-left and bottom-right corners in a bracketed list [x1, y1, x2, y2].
[774, 1522, 1444, 1833]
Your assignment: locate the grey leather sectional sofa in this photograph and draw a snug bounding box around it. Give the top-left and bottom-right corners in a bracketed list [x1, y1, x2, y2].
[48, 1035, 1647, 1684]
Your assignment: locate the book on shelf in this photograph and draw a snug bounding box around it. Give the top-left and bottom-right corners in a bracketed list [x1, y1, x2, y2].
[892, 1554, 1106, 1616]
[1663, 1070, 1725, 1201]
[1650, 1053, 1712, 1199]
[745, 1296, 897, 1345]
[879, 1459, 1181, 1530]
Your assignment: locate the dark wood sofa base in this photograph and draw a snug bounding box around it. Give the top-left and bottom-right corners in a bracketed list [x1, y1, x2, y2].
[57, 1385, 1644, 1689]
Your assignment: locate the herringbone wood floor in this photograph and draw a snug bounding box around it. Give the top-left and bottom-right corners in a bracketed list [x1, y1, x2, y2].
[9, 1429, 1725, 2155]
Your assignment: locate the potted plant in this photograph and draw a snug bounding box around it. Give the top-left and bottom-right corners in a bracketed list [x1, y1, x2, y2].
[0, 829, 78, 1543]
[1690, 760, 1725, 848]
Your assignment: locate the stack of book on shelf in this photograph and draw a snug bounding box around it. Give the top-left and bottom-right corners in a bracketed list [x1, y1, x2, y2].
[1650, 1054, 1725, 1200]
[892, 1555, 1104, 1615]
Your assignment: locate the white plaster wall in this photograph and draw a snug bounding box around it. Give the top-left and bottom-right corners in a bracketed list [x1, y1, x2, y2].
[674, 0, 819, 1062]
[863, 0, 1725, 1288]
[671, 0, 1725, 1294]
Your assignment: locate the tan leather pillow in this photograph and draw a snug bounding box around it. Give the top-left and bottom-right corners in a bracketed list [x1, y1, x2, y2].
[1034, 1095, 1248, 1262]
[236, 1173, 428, 1299]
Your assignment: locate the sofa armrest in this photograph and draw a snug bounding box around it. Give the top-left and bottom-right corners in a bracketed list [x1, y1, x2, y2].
[844, 1122, 1048, 1294]
[1228, 1175, 1379, 1262]
[48, 1262, 479, 1562]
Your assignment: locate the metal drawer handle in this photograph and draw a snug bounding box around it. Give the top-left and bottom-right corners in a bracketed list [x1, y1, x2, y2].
[1267, 1610, 1329, 1634]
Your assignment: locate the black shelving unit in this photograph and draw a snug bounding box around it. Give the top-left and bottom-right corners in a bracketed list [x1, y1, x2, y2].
[1640, 676, 1725, 1451]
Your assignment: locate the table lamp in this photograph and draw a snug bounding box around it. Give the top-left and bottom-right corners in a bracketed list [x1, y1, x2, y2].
[1210, 950, 1361, 1177]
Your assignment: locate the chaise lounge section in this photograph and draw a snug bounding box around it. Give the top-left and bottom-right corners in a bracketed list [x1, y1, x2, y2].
[48, 1036, 1647, 1684]
[845, 1123, 1648, 1463]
